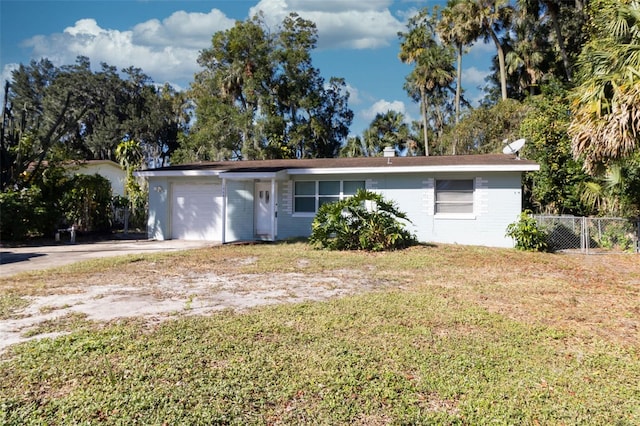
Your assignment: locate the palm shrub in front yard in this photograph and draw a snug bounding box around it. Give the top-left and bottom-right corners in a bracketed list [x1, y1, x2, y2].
[309, 189, 416, 251]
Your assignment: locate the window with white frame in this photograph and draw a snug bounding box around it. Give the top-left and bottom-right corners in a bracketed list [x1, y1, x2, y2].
[294, 180, 365, 213]
[435, 179, 474, 214]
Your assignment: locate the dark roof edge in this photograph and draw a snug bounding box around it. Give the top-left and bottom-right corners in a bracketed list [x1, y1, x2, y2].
[139, 154, 538, 173]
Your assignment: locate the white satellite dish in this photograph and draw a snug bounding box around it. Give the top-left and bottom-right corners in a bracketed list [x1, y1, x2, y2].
[502, 138, 526, 158]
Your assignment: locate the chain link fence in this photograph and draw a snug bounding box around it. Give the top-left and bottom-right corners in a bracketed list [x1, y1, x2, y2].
[533, 215, 640, 254]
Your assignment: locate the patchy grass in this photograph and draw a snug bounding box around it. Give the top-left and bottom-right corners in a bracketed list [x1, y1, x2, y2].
[1, 243, 639, 424]
[0, 292, 29, 320]
[20, 312, 94, 338]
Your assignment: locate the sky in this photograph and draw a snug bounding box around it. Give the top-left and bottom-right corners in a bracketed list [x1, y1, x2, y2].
[0, 0, 494, 136]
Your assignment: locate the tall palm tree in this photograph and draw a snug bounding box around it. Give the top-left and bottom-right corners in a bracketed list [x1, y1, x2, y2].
[542, 0, 573, 81]
[569, 0, 640, 173]
[399, 9, 456, 155]
[437, 0, 479, 124]
[518, 0, 576, 82]
[472, 0, 514, 101]
[404, 54, 456, 156]
[505, 11, 546, 97]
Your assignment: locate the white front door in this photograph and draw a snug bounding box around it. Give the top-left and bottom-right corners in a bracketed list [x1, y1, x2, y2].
[254, 182, 273, 237]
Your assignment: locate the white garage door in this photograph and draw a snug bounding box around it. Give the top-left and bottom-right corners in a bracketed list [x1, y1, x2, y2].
[171, 183, 222, 240]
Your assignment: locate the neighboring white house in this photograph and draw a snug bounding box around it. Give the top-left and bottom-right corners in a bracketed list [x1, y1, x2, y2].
[71, 160, 126, 197]
[135, 154, 539, 248]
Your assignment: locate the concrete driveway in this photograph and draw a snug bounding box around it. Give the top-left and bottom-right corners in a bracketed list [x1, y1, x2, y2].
[0, 237, 216, 277]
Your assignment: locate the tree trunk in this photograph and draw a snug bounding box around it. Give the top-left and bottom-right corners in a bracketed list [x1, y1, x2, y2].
[453, 44, 463, 155]
[490, 30, 508, 101]
[27, 92, 74, 185]
[0, 82, 8, 190]
[546, 1, 572, 81]
[455, 44, 462, 125]
[420, 87, 429, 156]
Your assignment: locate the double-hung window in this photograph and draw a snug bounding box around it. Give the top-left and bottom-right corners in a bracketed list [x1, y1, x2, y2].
[294, 180, 365, 214]
[435, 179, 474, 214]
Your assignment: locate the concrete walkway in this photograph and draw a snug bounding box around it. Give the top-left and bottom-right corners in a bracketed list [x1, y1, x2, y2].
[0, 237, 215, 277]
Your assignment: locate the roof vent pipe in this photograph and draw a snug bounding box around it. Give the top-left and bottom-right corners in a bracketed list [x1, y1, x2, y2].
[383, 146, 395, 157]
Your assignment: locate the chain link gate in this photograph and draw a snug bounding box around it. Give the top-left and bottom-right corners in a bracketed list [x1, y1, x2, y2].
[534, 215, 640, 254]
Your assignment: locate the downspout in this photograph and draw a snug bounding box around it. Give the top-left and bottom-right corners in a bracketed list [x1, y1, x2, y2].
[221, 178, 227, 244]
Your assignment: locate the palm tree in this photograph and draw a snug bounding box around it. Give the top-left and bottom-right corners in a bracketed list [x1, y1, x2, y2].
[541, 0, 573, 81]
[363, 111, 411, 156]
[404, 59, 455, 156]
[399, 9, 456, 155]
[340, 136, 367, 157]
[578, 163, 638, 216]
[505, 11, 546, 97]
[518, 0, 577, 82]
[569, 0, 640, 173]
[437, 0, 479, 124]
[471, 0, 514, 101]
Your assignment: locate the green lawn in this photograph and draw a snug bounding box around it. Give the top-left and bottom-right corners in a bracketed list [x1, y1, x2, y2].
[1, 243, 638, 424]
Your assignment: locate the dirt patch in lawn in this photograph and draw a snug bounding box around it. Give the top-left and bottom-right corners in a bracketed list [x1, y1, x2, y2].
[0, 269, 386, 352]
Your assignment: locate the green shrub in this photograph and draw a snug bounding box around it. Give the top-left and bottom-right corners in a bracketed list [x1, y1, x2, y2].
[309, 189, 417, 251]
[597, 221, 636, 252]
[505, 210, 549, 251]
[0, 169, 117, 241]
[0, 187, 56, 240]
[61, 174, 113, 232]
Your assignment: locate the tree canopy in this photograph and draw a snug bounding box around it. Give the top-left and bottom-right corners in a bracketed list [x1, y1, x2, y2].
[3, 0, 640, 232]
[340, 111, 413, 158]
[1, 57, 188, 191]
[569, 0, 640, 173]
[399, 8, 456, 156]
[175, 13, 353, 162]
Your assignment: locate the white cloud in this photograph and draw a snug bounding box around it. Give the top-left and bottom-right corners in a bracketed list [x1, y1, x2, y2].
[462, 66, 489, 88]
[249, 0, 404, 49]
[132, 9, 235, 49]
[1, 63, 19, 105]
[344, 83, 361, 105]
[361, 99, 407, 121]
[20, 9, 236, 86]
[468, 39, 494, 56]
[63, 18, 102, 37]
[1, 63, 19, 87]
[288, 0, 393, 13]
[395, 6, 421, 22]
[460, 66, 490, 106]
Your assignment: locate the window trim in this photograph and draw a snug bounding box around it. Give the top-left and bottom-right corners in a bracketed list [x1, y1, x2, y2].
[434, 179, 476, 219]
[293, 180, 365, 216]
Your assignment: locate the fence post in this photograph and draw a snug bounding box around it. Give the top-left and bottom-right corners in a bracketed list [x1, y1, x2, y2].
[586, 217, 590, 254]
[579, 217, 584, 253]
[579, 217, 587, 254]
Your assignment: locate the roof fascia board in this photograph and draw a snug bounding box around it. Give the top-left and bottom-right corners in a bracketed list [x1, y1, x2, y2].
[134, 170, 224, 178]
[134, 163, 540, 178]
[286, 164, 540, 175]
[220, 170, 288, 180]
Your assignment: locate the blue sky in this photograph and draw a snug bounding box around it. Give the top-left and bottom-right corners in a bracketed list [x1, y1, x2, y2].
[1, 0, 493, 136]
